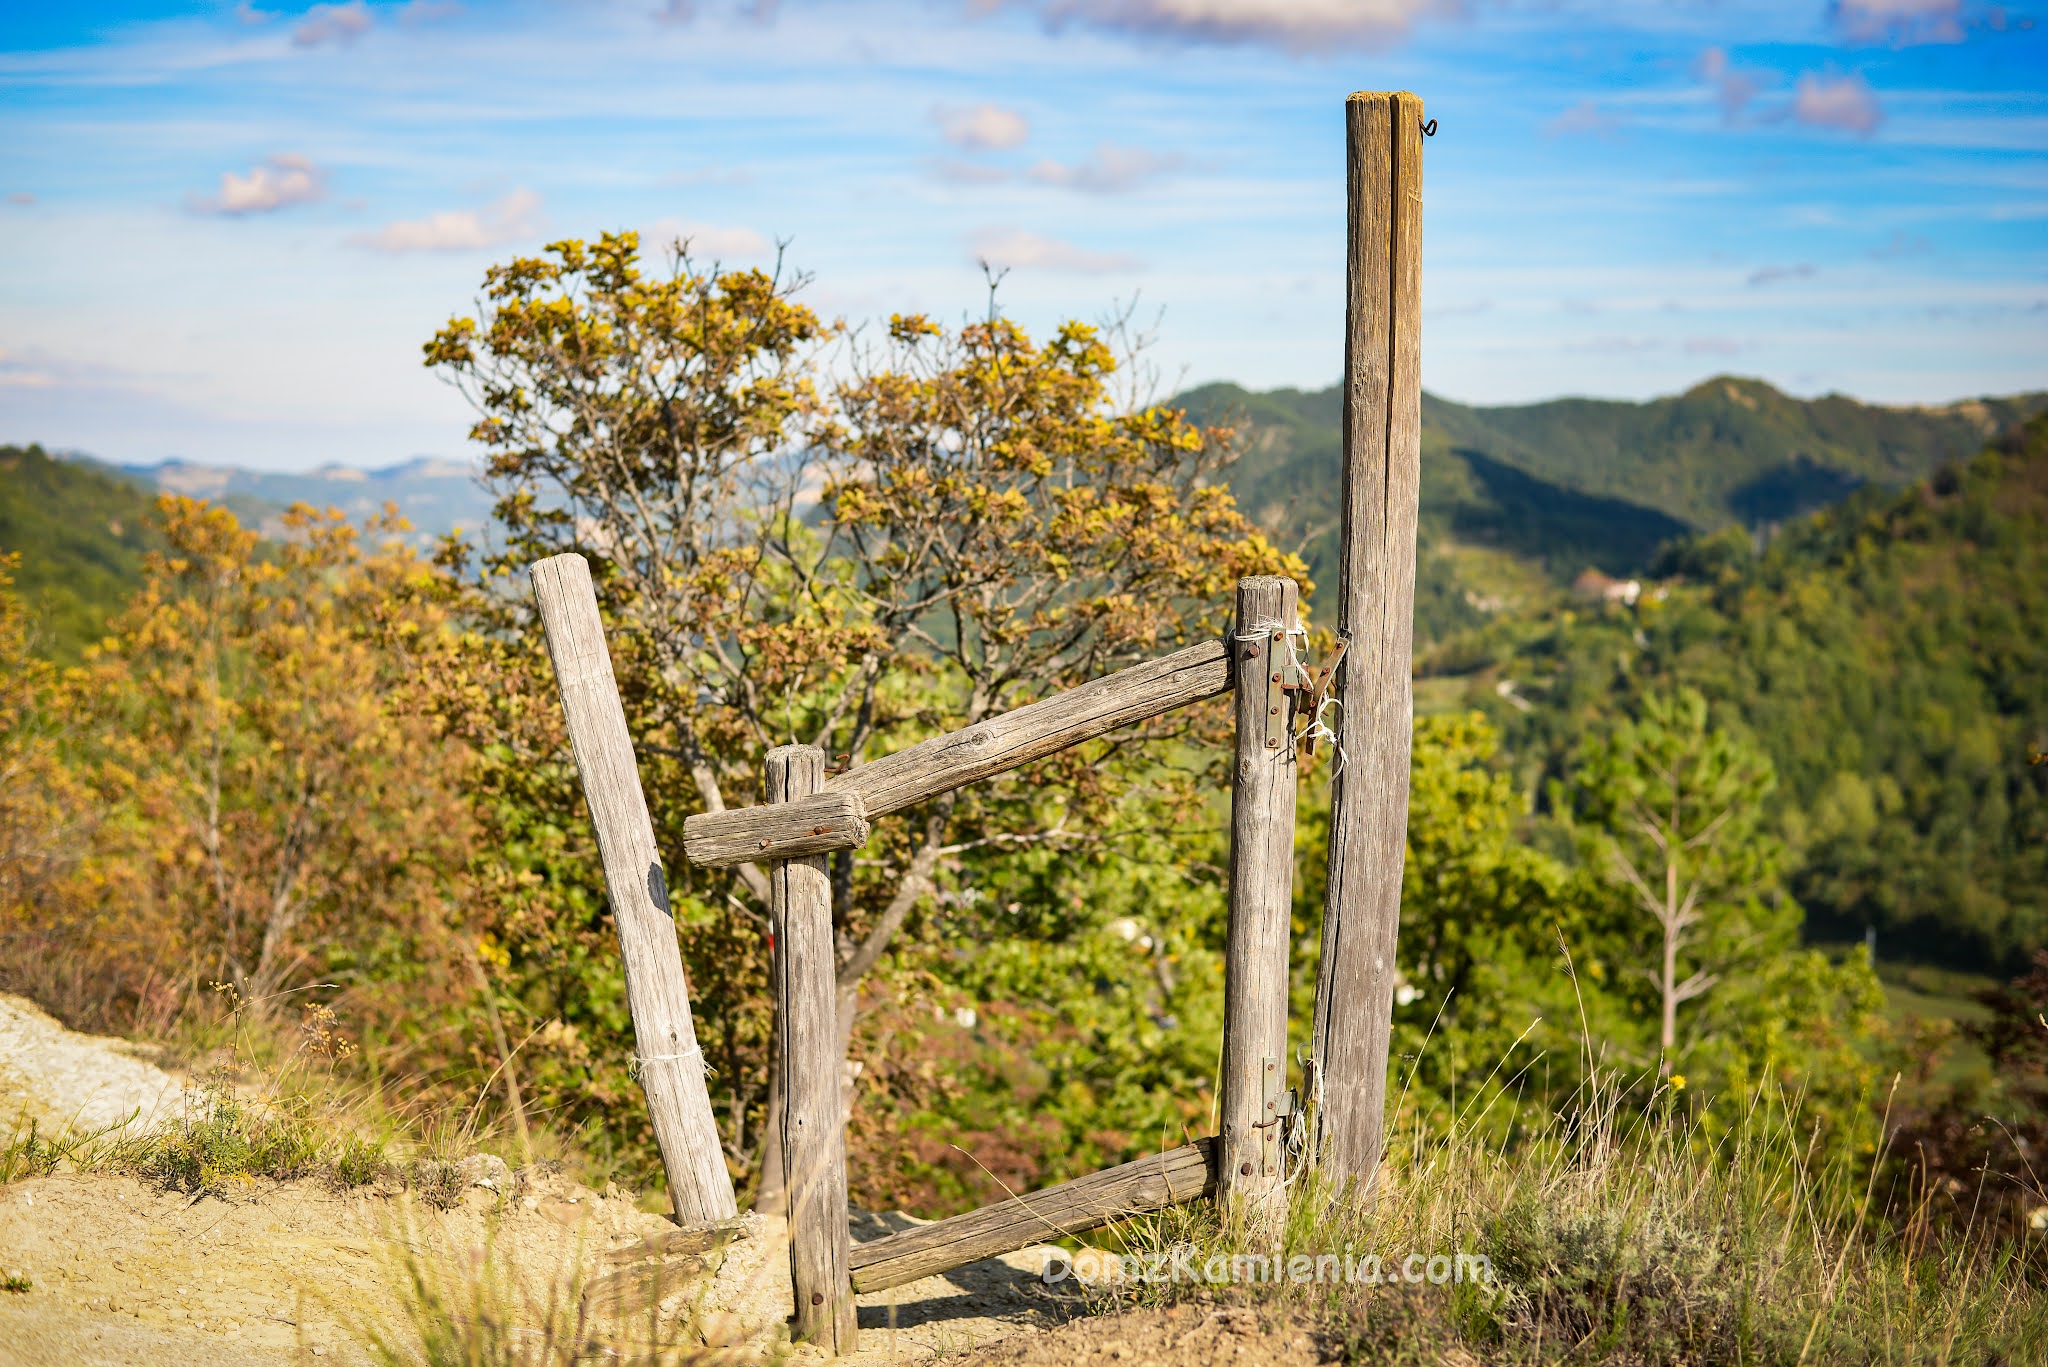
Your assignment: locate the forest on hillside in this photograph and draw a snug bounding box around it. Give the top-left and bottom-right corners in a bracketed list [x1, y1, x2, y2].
[1, 239, 2043, 1247]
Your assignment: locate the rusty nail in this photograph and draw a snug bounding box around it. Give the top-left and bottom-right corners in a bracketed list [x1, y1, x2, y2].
[760, 839, 772, 849]
[1269, 706, 1280, 715]
[1247, 644, 1260, 657]
[811, 1292, 824, 1306]
[813, 825, 829, 836]
[1271, 672, 1281, 683]
[1239, 1162, 1253, 1177]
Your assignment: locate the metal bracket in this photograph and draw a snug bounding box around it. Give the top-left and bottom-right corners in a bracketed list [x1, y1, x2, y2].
[1260, 633, 1316, 752]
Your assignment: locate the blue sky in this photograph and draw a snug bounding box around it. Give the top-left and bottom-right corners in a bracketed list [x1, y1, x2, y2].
[1, 0, 2043, 471]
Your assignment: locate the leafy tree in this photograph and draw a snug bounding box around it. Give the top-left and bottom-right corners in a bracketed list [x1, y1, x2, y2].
[80, 498, 471, 1013]
[1558, 688, 1789, 1072]
[419, 232, 1300, 1198]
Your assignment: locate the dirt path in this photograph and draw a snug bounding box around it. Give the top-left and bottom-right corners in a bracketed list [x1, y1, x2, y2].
[0, 993, 1090, 1364]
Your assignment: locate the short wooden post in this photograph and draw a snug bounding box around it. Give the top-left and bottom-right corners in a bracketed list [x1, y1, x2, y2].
[529, 554, 738, 1223]
[767, 745, 857, 1354]
[1310, 90, 1425, 1202]
[1219, 575, 1301, 1231]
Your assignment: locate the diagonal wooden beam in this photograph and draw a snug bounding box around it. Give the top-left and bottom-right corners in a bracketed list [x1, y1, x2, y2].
[681, 639, 1231, 867]
[846, 1139, 1218, 1293]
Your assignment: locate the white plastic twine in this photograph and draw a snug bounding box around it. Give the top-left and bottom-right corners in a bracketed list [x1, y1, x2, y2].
[632, 1044, 713, 1079]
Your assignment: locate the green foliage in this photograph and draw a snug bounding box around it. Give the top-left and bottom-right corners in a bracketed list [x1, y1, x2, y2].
[1103, 1067, 2048, 1366]
[1180, 376, 2047, 649]
[0, 443, 161, 663]
[1471, 419, 2048, 973]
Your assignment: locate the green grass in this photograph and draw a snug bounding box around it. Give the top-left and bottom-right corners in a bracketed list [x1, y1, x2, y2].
[1071, 1068, 2048, 1365]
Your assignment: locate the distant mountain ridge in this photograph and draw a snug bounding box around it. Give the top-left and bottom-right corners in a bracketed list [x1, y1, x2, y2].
[84, 453, 494, 547]
[1178, 375, 2048, 641]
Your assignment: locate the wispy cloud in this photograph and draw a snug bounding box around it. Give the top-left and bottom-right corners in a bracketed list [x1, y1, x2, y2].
[6, 192, 34, 208]
[1546, 100, 1623, 138]
[1791, 73, 1884, 135]
[1832, 0, 1965, 46]
[398, 0, 464, 23]
[1748, 262, 1818, 286]
[0, 348, 55, 390]
[350, 189, 542, 252]
[293, 1, 373, 47]
[935, 102, 1031, 151]
[641, 217, 772, 258]
[1026, 142, 1180, 192]
[1016, 0, 1438, 52]
[188, 154, 327, 215]
[971, 229, 1139, 274]
[1695, 47, 1759, 123]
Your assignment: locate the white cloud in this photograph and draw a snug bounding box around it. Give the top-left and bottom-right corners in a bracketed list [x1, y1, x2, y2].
[1545, 100, 1622, 138]
[935, 103, 1031, 151]
[1025, 0, 1437, 51]
[1026, 142, 1180, 192]
[293, 1, 373, 47]
[1748, 263, 1818, 286]
[1695, 47, 1759, 123]
[235, 2, 274, 22]
[970, 229, 1140, 274]
[0, 348, 55, 390]
[1833, 0, 1964, 45]
[654, 0, 695, 25]
[399, 0, 464, 23]
[641, 218, 772, 259]
[188, 154, 328, 215]
[1792, 73, 1884, 135]
[351, 189, 543, 253]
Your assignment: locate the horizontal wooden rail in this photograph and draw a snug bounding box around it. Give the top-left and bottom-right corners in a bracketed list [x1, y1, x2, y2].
[847, 1138, 1218, 1293]
[682, 639, 1231, 868]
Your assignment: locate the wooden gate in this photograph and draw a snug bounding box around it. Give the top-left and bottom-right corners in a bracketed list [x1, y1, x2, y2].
[528, 91, 1425, 1354]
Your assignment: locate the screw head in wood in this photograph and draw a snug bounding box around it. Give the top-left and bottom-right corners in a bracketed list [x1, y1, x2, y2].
[1247, 644, 1260, 657]
[813, 826, 829, 835]
[1240, 1162, 1254, 1176]
[1271, 672, 1281, 683]
[811, 1292, 825, 1305]
[760, 838, 773, 849]
[1269, 706, 1280, 715]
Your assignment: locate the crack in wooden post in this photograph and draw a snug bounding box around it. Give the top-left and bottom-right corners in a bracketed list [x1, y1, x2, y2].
[1219, 576, 1301, 1235]
[1311, 90, 1426, 1204]
[528, 553, 737, 1224]
[767, 744, 857, 1355]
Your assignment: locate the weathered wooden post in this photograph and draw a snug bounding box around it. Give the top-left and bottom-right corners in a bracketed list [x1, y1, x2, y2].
[529, 554, 738, 1224]
[1310, 90, 1425, 1202]
[766, 745, 857, 1354]
[1218, 576, 1301, 1231]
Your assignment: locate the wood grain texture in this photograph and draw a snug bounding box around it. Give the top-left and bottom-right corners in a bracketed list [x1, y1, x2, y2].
[1218, 577, 1300, 1229]
[679, 639, 1232, 867]
[1311, 91, 1425, 1202]
[529, 554, 737, 1224]
[768, 745, 857, 1354]
[847, 1139, 1218, 1293]
[682, 790, 869, 867]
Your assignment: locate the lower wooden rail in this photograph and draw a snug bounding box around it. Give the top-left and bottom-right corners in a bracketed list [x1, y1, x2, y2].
[847, 1138, 1218, 1293]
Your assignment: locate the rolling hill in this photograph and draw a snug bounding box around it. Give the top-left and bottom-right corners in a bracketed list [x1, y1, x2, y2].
[0, 444, 162, 661]
[1180, 376, 2048, 640]
[1421, 415, 2048, 973]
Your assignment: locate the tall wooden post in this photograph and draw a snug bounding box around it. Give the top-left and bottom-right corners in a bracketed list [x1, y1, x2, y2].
[529, 554, 738, 1223]
[1218, 576, 1301, 1231]
[1310, 90, 1425, 1202]
[767, 746, 857, 1354]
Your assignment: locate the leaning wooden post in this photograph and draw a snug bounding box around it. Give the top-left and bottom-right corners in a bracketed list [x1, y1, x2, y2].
[767, 745, 857, 1354]
[1310, 90, 1425, 1202]
[1219, 575, 1301, 1231]
[529, 554, 738, 1224]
